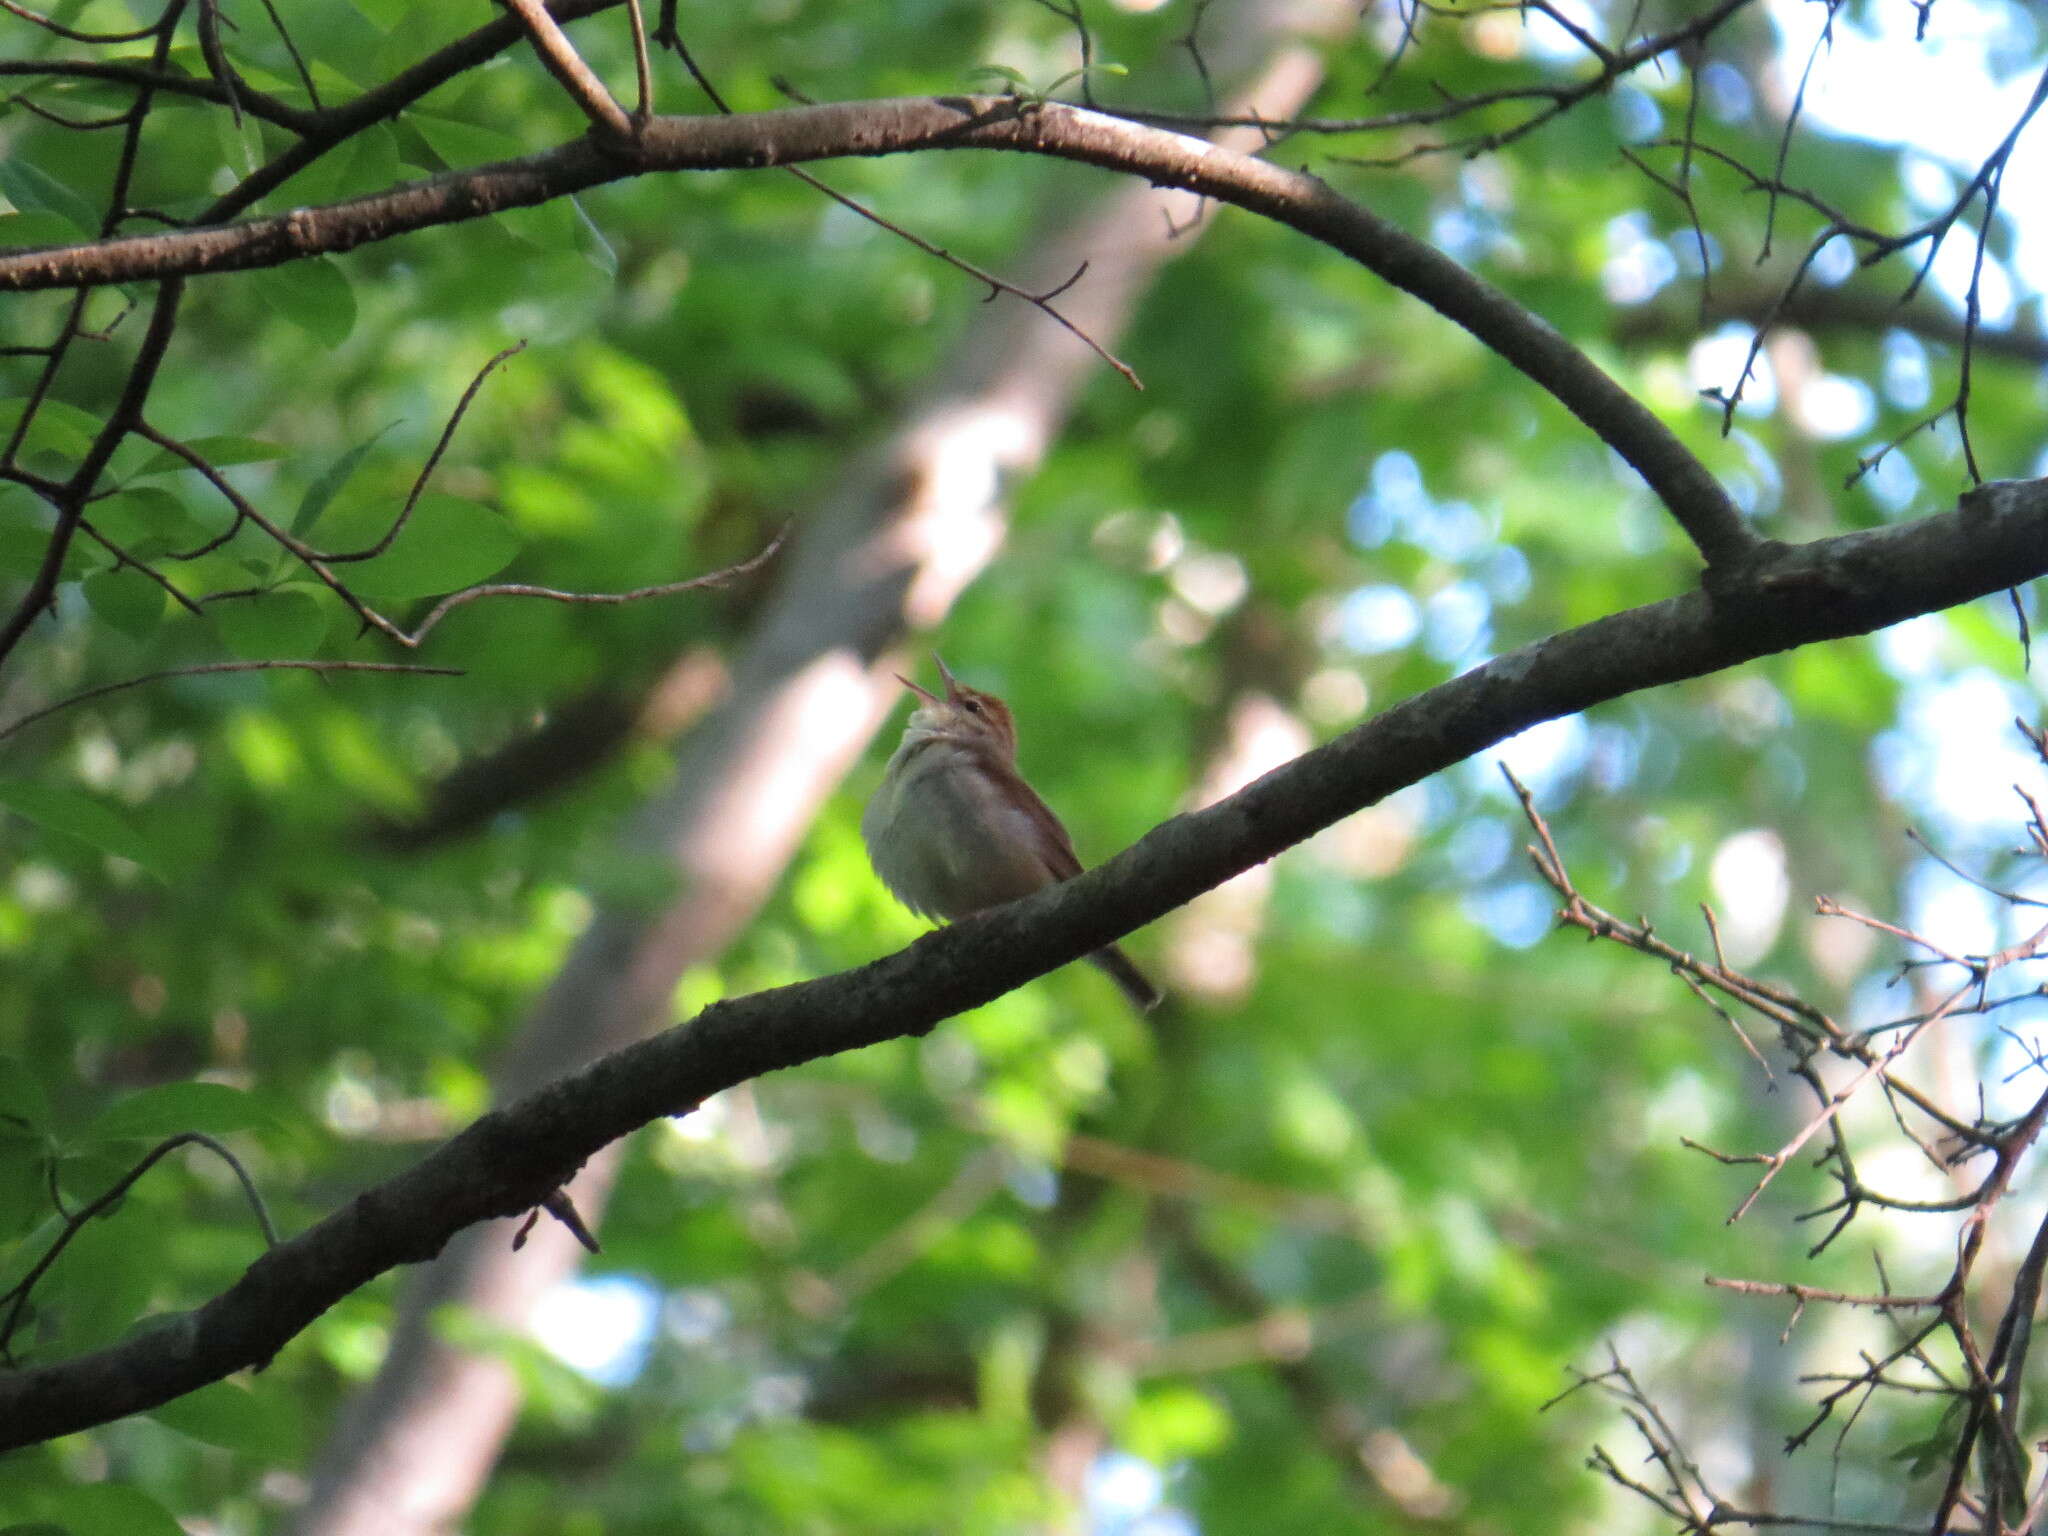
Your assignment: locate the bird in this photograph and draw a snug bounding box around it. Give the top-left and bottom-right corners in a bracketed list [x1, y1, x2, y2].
[862, 655, 1162, 1012]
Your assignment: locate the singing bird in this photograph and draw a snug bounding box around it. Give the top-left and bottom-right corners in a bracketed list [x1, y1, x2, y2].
[862, 656, 1162, 1012]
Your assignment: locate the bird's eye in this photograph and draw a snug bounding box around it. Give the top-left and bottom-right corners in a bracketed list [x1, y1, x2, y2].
[962, 699, 983, 715]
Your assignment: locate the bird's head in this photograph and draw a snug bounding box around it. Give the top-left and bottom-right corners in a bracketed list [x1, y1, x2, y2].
[897, 654, 1018, 760]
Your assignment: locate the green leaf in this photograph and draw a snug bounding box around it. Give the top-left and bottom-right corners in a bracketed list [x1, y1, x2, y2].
[282, 124, 401, 207]
[0, 486, 53, 579]
[347, 0, 409, 31]
[133, 434, 292, 477]
[81, 566, 167, 639]
[0, 158, 99, 238]
[250, 257, 356, 347]
[0, 1133, 49, 1241]
[1042, 62, 1129, 95]
[212, 586, 329, 659]
[12, 1202, 158, 1356]
[1890, 1433, 1950, 1477]
[0, 782, 167, 878]
[147, 1379, 303, 1459]
[411, 113, 522, 170]
[291, 425, 397, 540]
[1123, 1383, 1232, 1463]
[0, 398, 102, 462]
[0, 1212, 60, 1301]
[335, 493, 521, 600]
[965, 65, 1032, 90]
[496, 196, 578, 254]
[0, 213, 83, 250]
[0, 1057, 53, 1135]
[24, 1483, 183, 1536]
[83, 1081, 273, 1142]
[90, 486, 206, 560]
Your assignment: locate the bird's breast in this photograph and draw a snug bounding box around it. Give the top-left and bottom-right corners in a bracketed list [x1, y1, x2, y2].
[863, 740, 1052, 920]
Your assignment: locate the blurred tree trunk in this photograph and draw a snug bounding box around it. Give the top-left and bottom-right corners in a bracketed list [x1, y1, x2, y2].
[289, 9, 1343, 1532]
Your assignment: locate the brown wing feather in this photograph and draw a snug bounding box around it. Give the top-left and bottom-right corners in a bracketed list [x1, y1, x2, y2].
[963, 742, 1161, 1012]
[970, 749, 1085, 881]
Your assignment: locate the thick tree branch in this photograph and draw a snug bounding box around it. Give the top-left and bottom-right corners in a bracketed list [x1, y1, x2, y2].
[0, 95, 1754, 565]
[2, 476, 2041, 1447]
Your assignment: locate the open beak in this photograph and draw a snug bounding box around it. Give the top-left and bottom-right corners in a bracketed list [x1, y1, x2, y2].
[895, 672, 940, 704]
[931, 652, 961, 700]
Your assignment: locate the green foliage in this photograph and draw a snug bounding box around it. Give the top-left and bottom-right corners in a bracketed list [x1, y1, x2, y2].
[0, 0, 2041, 1532]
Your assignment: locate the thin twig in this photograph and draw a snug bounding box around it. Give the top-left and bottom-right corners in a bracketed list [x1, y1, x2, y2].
[785, 168, 1142, 390]
[658, 29, 1140, 389]
[0, 0, 155, 42]
[0, 660, 463, 746]
[394, 526, 786, 646]
[0, 1132, 278, 1363]
[321, 342, 528, 563]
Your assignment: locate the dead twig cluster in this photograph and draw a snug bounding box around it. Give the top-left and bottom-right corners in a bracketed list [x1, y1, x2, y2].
[1508, 722, 2048, 1533]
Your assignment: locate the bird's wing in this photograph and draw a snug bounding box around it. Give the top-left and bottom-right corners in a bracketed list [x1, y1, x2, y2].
[976, 753, 1086, 882]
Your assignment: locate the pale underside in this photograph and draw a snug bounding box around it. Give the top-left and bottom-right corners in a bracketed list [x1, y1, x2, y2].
[861, 732, 1081, 921]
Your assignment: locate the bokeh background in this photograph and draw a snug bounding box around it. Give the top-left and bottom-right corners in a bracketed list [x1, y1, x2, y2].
[3, 0, 2047, 1530]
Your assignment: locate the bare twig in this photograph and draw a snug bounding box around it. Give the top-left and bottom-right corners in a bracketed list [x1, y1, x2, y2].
[393, 527, 786, 647]
[501, 0, 635, 141]
[1524, 725, 2048, 1530]
[321, 342, 528, 564]
[0, 660, 464, 746]
[656, 34, 1142, 388]
[0, 0, 155, 43]
[0, 1132, 277, 1365]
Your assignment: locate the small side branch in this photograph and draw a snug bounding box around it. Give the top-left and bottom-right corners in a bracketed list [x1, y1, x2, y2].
[500, 0, 636, 142]
[0, 1131, 278, 1366]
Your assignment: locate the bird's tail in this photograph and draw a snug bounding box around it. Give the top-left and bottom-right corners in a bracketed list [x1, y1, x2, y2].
[1089, 944, 1163, 1013]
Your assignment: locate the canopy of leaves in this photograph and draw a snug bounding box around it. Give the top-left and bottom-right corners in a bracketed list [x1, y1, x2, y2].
[1, 0, 2045, 1532]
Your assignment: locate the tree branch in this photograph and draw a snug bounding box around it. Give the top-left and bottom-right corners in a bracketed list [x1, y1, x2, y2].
[499, 0, 634, 141]
[0, 660, 463, 747]
[2, 475, 2041, 1447]
[0, 279, 184, 666]
[0, 95, 1755, 566]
